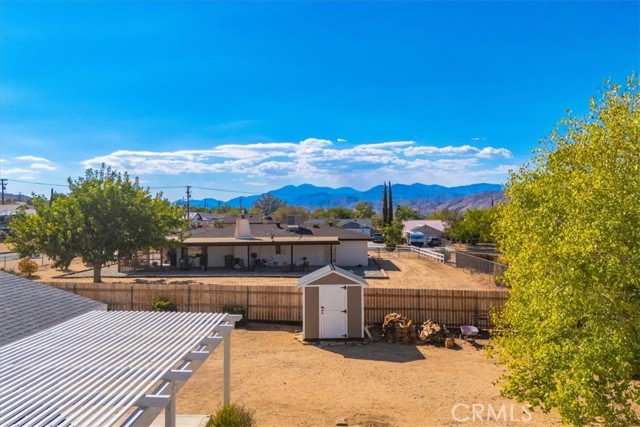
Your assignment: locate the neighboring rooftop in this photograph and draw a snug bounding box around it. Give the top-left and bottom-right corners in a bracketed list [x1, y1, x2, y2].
[185, 222, 372, 243]
[402, 220, 446, 233]
[0, 271, 107, 346]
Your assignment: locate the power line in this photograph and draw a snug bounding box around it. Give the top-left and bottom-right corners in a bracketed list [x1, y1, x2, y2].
[4, 178, 68, 188]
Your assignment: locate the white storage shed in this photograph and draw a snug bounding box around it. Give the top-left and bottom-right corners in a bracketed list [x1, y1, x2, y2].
[297, 264, 368, 340]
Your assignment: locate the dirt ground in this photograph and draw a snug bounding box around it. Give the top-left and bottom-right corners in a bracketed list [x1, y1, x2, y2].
[176, 322, 561, 427]
[1, 244, 501, 291]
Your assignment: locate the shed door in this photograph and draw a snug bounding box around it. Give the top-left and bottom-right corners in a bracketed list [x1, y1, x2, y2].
[320, 285, 347, 339]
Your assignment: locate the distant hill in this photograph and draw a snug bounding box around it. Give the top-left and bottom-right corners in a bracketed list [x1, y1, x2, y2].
[181, 183, 503, 213]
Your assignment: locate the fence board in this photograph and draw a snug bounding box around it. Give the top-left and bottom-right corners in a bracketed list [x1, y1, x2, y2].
[43, 282, 508, 327]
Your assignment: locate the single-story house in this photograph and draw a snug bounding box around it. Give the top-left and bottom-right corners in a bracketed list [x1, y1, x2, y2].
[402, 220, 447, 238]
[338, 218, 373, 236]
[164, 216, 372, 271]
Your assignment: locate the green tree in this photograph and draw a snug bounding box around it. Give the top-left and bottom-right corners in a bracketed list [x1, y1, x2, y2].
[8, 196, 81, 270]
[272, 205, 310, 223]
[447, 208, 497, 243]
[382, 221, 404, 248]
[491, 76, 640, 426]
[353, 201, 375, 219]
[252, 192, 286, 215]
[388, 181, 393, 223]
[394, 205, 423, 222]
[382, 183, 388, 226]
[326, 206, 355, 220]
[9, 166, 187, 283]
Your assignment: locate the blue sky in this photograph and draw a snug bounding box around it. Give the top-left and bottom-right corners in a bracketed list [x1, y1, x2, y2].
[1, 1, 638, 202]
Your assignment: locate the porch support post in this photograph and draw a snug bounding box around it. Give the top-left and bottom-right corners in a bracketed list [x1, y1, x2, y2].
[164, 382, 176, 427]
[223, 331, 231, 405]
[290, 245, 294, 270]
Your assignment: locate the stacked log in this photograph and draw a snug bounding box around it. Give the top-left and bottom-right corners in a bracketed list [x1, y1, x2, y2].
[419, 319, 450, 343]
[382, 313, 418, 344]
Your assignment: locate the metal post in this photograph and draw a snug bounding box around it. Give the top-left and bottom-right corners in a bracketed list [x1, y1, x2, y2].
[223, 332, 231, 405]
[165, 381, 176, 427]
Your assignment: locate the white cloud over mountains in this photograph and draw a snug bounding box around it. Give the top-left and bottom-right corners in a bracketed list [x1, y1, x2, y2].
[82, 138, 514, 188]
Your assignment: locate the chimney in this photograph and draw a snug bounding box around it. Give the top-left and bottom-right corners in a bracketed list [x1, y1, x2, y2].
[234, 212, 252, 239]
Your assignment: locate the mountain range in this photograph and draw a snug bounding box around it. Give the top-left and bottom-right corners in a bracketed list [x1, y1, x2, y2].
[182, 183, 504, 213]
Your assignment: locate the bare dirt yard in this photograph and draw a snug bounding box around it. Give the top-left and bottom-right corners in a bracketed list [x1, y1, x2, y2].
[176, 322, 561, 427]
[3, 246, 501, 291]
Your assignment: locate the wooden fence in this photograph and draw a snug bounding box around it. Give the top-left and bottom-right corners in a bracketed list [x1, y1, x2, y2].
[44, 282, 509, 327]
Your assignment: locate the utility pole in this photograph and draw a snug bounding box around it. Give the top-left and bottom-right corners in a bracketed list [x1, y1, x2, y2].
[186, 186, 192, 219]
[0, 178, 6, 205]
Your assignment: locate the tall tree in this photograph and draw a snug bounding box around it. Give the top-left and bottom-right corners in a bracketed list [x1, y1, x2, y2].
[388, 181, 393, 224]
[8, 165, 187, 283]
[491, 76, 640, 426]
[382, 182, 388, 226]
[252, 192, 286, 215]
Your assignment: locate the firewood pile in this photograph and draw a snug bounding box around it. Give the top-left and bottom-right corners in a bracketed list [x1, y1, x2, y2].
[419, 319, 451, 343]
[382, 313, 418, 344]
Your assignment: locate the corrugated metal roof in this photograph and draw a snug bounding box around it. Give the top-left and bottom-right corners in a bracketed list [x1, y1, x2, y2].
[0, 272, 107, 347]
[0, 310, 237, 427]
[296, 264, 368, 287]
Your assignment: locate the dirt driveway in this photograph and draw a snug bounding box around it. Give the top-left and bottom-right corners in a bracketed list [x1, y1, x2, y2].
[177, 323, 560, 427]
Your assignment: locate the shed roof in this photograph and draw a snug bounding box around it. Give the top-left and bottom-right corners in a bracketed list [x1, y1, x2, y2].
[0, 271, 107, 346]
[296, 264, 368, 287]
[0, 310, 236, 427]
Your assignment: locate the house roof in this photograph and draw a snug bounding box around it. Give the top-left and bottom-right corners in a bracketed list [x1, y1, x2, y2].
[338, 218, 373, 228]
[402, 220, 446, 233]
[297, 264, 368, 287]
[0, 272, 107, 346]
[182, 222, 371, 246]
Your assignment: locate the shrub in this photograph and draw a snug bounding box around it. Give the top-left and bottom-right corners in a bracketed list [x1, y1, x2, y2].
[207, 403, 255, 427]
[149, 295, 177, 312]
[222, 305, 247, 327]
[18, 258, 38, 278]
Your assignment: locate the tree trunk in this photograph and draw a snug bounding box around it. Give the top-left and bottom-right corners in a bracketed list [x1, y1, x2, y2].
[93, 263, 102, 283]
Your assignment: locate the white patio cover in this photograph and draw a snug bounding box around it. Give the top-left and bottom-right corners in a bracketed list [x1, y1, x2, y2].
[0, 310, 239, 427]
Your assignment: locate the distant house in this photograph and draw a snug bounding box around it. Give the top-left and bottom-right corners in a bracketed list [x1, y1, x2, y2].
[402, 220, 446, 238]
[338, 218, 373, 237]
[163, 216, 371, 270]
[0, 203, 36, 226]
[188, 212, 225, 228]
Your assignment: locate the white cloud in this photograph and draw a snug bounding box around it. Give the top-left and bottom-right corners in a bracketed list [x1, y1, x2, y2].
[471, 137, 487, 141]
[404, 145, 511, 159]
[3, 156, 57, 175]
[476, 147, 512, 159]
[81, 138, 514, 191]
[30, 163, 56, 171]
[337, 138, 347, 142]
[15, 155, 52, 163]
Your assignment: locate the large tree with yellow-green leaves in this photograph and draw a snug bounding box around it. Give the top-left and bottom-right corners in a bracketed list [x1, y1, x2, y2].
[491, 76, 640, 426]
[8, 165, 187, 283]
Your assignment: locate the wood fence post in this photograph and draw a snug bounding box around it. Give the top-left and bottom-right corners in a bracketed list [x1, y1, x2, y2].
[130, 285, 134, 311]
[246, 287, 250, 321]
